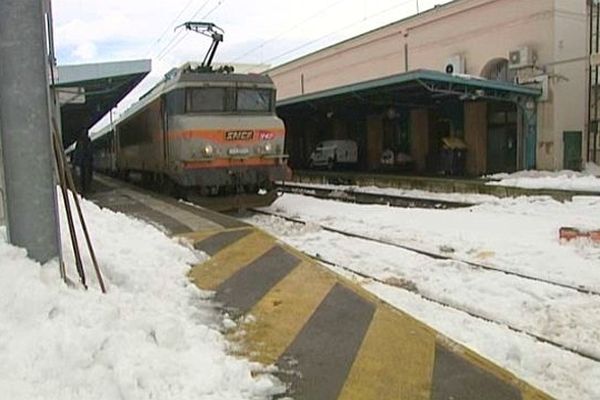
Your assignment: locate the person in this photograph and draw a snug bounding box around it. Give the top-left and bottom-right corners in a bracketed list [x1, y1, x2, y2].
[74, 131, 93, 194]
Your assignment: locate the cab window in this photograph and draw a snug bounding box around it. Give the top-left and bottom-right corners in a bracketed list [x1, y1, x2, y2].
[186, 88, 226, 112]
[236, 89, 272, 112]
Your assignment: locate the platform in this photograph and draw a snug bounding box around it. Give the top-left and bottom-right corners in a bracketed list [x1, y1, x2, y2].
[87, 176, 552, 400]
[291, 169, 600, 201]
[88, 175, 244, 235]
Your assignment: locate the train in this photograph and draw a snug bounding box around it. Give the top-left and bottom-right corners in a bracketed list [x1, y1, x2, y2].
[92, 61, 289, 208]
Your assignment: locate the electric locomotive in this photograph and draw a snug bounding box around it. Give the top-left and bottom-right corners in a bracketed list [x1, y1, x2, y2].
[93, 22, 289, 208]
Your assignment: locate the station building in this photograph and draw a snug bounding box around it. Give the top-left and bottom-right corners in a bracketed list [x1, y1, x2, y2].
[267, 0, 593, 175]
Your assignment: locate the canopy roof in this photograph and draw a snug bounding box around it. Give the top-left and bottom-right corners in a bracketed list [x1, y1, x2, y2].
[54, 59, 151, 147]
[277, 69, 541, 111]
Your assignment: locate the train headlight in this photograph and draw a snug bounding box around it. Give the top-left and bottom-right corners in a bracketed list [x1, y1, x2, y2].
[263, 143, 273, 154]
[203, 144, 214, 156]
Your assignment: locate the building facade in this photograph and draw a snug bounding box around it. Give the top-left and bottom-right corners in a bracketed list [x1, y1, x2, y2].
[267, 0, 592, 173]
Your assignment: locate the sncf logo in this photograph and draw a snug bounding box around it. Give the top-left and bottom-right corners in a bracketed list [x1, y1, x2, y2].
[225, 130, 254, 141]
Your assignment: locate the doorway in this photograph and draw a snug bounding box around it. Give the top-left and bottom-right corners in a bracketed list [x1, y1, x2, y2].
[487, 102, 517, 173]
[563, 131, 582, 171]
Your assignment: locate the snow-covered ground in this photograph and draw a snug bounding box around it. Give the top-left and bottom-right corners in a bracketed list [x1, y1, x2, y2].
[0, 195, 283, 399]
[246, 192, 600, 399]
[486, 162, 600, 192]
[279, 181, 497, 204]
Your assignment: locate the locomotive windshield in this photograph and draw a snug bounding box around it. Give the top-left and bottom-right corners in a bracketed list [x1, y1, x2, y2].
[236, 89, 272, 112]
[186, 87, 226, 112]
[182, 87, 274, 114]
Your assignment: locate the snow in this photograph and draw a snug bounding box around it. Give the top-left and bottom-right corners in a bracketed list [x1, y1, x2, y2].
[279, 181, 497, 204]
[486, 164, 600, 192]
[246, 193, 600, 399]
[0, 194, 284, 399]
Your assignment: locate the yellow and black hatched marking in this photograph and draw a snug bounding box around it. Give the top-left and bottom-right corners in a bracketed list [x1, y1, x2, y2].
[184, 226, 553, 400]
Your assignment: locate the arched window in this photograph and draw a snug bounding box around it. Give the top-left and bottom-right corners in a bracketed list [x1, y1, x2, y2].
[481, 58, 516, 82]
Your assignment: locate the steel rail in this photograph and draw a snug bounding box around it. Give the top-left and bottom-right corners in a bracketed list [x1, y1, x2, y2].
[276, 182, 477, 210]
[309, 252, 600, 365]
[251, 209, 600, 297]
[248, 208, 600, 363]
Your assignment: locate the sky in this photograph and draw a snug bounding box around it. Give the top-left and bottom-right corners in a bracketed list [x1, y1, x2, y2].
[52, 0, 453, 129]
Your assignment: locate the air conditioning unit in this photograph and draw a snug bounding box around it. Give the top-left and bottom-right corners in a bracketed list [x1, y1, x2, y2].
[444, 54, 466, 75]
[508, 46, 535, 69]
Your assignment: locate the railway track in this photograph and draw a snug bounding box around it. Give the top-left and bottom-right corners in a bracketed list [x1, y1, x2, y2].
[309, 252, 600, 364]
[276, 182, 477, 209]
[252, 209, 600, 297]
[248, 209, 600, 364]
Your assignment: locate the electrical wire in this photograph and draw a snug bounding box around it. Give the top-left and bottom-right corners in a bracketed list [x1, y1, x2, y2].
[156, 30, 188, 60]
[144, 0, 198, 56]
[157, 0, 225, 61]
[230, 0, 348, 63]
[152, 0, 212, 59]
[250, 0, 419, 70]
[190, 0, 217, 20]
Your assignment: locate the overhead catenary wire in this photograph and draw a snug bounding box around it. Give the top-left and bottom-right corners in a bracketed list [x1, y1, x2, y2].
[229, 0, 348, 63]
[190, 0, 218, 20]
[248, 0, 429, 70]
[156, 30, 188, 60]
[157, 0, 226, 61]
[144, 0, 198, 57]
[153, 0, 211, 59]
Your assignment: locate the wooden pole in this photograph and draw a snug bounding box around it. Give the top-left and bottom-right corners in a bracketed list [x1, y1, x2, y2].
[51, 127, 87, 289]
[51, 120, 106, 293]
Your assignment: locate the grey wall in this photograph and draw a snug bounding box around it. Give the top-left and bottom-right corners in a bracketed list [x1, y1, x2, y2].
[0, 126, 5, 227]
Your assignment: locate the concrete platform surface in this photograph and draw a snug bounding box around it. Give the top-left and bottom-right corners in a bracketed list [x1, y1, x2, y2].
[87, 176, 553, 400]
[188, 228, 553, 400]
[88, 175, 245, 235]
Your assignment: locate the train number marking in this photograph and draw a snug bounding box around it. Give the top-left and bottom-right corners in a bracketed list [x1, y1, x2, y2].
[258, 131, 275, 140]
[225, 130, 254, 141]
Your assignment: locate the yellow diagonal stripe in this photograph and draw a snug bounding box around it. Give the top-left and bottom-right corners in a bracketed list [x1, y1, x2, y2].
[234, 261, 337, 365]
[338, 306, 435, 400]
[522, 385, 555, 400]
[189, 229, 275, 290]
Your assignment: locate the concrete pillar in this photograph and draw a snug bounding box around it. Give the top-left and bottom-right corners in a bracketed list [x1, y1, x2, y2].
[0, 0, 60, 263]
[464, 101, 488, 175]
[410, 109, 430, 172]
[366, 115, 383, 170]
[0, 130, 5, 226]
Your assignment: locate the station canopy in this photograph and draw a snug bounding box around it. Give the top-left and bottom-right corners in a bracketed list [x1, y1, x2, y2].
[54, 59, 151, 148]
[276, 69, 541, 114]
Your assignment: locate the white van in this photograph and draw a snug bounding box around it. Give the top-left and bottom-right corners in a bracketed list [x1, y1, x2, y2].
[309, 140, 358, 169]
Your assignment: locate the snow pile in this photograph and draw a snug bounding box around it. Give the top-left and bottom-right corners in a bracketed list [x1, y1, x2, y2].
[266, 194, 600, 291]
[586, 161, 600, 176]
[280, 181, 496, 204]
[249, 193, 600, 399]
[0, 196, 283, 399]
[485, 166, 600, 192]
